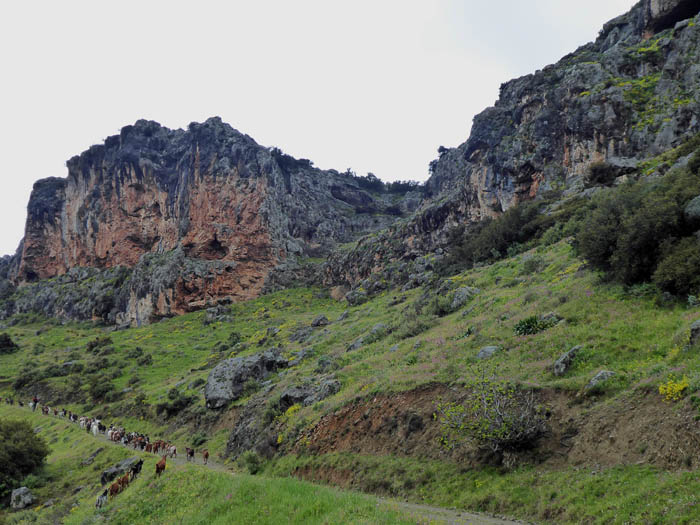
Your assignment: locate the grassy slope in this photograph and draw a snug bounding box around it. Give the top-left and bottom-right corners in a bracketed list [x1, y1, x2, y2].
[2, 239, 700, 522]
[0, 405, 414, 525]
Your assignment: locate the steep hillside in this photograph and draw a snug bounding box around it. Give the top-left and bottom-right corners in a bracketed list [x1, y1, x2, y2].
[3, 236, 700, 522]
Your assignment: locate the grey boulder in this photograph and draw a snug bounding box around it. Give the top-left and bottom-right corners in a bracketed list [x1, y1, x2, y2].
[690, 319, 700, 346]
[311, 315, 329, 327]
[205, 349, 288, 408]
[451, 287, 480, 310]
[11, 487, 34, 509]
[477, 346, 502, 359]
[279, 378, 341, 408]
[100, 457, 141, 486]
[553, 345, 583, 376]
[585, 370, 616, 392]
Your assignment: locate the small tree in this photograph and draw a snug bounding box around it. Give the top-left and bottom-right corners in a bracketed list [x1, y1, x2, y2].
[436, 366, 547, 462]
[0, 419, 50, 504]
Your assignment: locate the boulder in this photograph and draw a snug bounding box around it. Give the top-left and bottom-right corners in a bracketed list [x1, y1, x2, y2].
[289, 326, 313, 343]
[451, 287, 480, 310]
[585, 370, 616, 392]
[690, 319, 700, 346]
[477, 345, 501, 359]
[204, 305, 232, 324]
[540, 312, 564, 324]
[369, 323, 387, 337]
[345, 289, 368, 306]
[205, 349, 288, 408]
[81, 447, 104, 466]
[347, 337, 364, 352]
[100, 456, 142, 485]
[279, 378, 341, 408]
[10, 487, 34, 509]
[553, 345, 583, 376]
[311, 315, 329, 327]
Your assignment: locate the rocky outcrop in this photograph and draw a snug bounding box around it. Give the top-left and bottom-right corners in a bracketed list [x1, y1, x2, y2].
[7, 118, 418, 324]
[10, 487, 34, 509]
[100, 457, 141, 486]
[204, 349, 289, 409]
[325, 1, 700, 289]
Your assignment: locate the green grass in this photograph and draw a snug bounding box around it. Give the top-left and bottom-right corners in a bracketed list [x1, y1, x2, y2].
[65, 466, 414, 525]
[270, 452, 700, 524]
[2, 241, 699, 439]
[0, 404, 136, 524]
[0, 405, 414, 525]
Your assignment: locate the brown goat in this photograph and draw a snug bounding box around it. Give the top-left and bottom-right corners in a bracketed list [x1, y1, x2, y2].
[202, 449, 209, 465]
[155, 455, 167, 477]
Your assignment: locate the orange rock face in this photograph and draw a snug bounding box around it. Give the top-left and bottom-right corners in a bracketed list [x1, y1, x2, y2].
[15, 121, 283, 323]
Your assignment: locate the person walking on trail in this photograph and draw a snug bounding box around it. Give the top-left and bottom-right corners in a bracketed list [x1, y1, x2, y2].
[32, 395, 38, 411]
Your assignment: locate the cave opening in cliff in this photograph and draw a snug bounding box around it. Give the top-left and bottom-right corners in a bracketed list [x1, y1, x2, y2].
[649, 0, 699, 33]
[207, 235, 227, 259]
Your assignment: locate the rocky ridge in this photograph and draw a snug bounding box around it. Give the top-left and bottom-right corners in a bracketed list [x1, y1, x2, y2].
[324, 0, 700, 293]
[2, 0, 699, 324]
[2, 119, 418, 325]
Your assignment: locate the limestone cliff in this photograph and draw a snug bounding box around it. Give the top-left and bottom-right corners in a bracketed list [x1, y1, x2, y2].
[324, 0, 700, 289]
[10, 118, 416, 324]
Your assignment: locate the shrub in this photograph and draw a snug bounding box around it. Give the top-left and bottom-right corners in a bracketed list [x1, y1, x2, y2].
[584, 161, 619, 187]
[521, 255, 544, 275]
[0, 419, 50, 504]
[228, 331, 242, 346]
[156, 389, 196, 418]
[393, 312, 435, 340]
[87, 375, 115, 401]
[0, 333, 18, 354]
[191, 432, 208, 447]
[425, 296, 454, 317]
[659, 375, 689, 401]
[514, 315, 555, 336]
[436, 367, 547, 459]
[576, 155, 700, 293]
[652, 237, 700, 296]
[137, 354, 153, 366]
[86, 336, 113, 354]
[239, 450, 263, 475]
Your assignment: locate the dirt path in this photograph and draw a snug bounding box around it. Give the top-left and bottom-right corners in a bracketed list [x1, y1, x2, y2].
[16, 407, 528, 524]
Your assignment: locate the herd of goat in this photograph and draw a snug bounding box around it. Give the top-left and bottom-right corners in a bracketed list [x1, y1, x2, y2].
[3, 397, 210, 508]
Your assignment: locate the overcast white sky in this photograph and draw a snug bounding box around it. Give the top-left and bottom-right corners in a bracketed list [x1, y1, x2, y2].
[0, 0, 636, 256]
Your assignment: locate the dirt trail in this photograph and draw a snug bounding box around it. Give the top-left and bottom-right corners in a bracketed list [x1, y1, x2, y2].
[16, 407, 527, 525]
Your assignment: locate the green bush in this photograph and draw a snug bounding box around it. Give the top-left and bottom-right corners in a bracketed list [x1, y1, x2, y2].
[584, 161, 619, 187]
[86, 336, 113, 354]
[393, 312, 435, 340]
[652, 237, 700, 296]
[576, 155, 700, 294]
[191, 432, 208, 447]
[436, 367, 547, 460]
[228, 331, 242, 346]
[514, 316, 556, 336]
[156, 388, 196, 418]
[0, 419, 50, 505]
[0, 333, 18, 354]
[239, 450, 263, 475]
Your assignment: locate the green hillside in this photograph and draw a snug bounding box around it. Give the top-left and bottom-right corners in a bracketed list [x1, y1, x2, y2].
[2, 234, 700, 523]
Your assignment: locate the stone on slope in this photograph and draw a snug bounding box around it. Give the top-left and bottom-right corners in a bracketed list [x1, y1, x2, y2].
[477, 346, 502, 359]
[100, 457, 141, 486]
[205, 349, 288, 409]
[11, 487, 34, 509]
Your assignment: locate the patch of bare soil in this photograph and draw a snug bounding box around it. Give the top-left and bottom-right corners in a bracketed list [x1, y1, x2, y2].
[294, 383, 700, 471]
